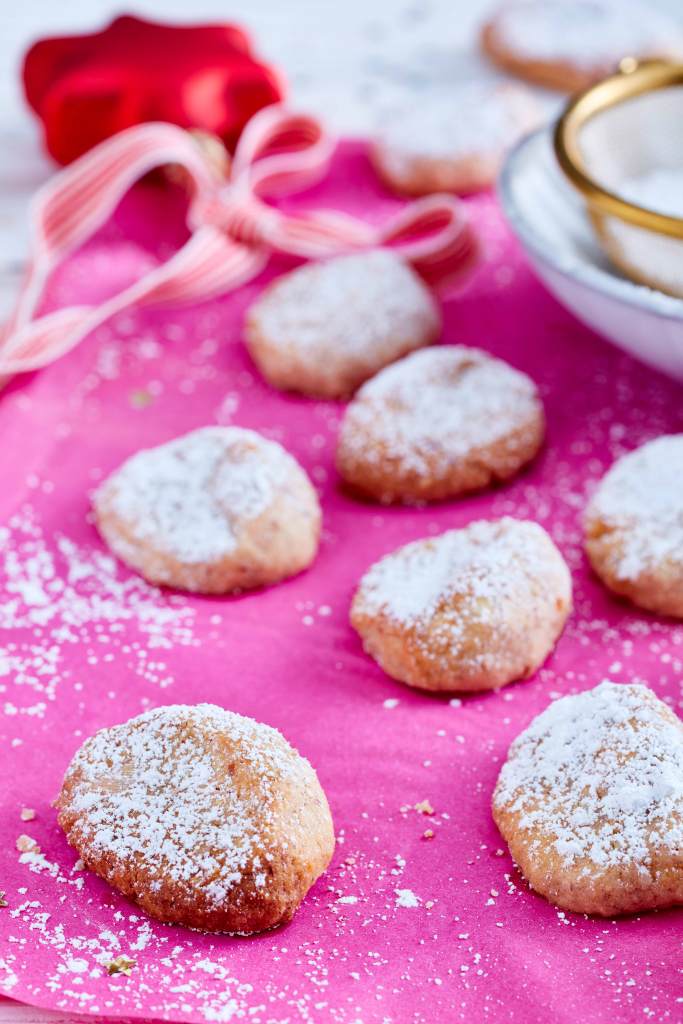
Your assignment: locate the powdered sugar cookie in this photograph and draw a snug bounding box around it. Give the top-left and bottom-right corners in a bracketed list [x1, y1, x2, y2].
[94, 426, 321, 594]
[371, 82, 541, 196]
[493, 682, 683, 916]
[57, 704, 335, 933]
[245, 250, 441, 399]
[481, 1, 682, 93]
[336, 346, 544, 503]
[585, 435, 683, 618]
[351, 518, 571, 692]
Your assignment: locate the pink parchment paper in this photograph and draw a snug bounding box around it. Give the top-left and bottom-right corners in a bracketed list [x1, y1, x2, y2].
[0, 142, 681, 1024]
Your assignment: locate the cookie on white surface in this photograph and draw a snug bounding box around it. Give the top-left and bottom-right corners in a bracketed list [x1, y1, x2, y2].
[57, 704, 335, 934]
[493, 681, 683, 916]
[371, 82, 541, 196]
[351, 517, 571, 692]
[584, 434, 683, 618]
[94, 426, 321, 594]
[245, 250, 441, 399]
[480, 0, 682, 93]
[336, 346, 544, 503]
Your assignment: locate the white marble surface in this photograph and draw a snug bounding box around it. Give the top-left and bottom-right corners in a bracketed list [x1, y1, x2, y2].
[0, 0, 679, 297]
[0, 0, 496, 134]
[0, 0, 504, 313]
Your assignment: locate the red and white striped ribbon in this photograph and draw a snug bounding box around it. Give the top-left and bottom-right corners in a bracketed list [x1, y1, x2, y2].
[0, 104, 478, 377]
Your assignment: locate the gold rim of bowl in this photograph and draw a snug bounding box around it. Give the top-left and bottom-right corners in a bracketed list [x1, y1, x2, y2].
[554, 58, 683, 239]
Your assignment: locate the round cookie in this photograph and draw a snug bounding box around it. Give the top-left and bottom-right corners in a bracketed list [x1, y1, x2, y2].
[350, 518, 571, 693]
[56, 703, 335, 934]
[493, 681, 683, 916]
[336, 346, 544, 504]
[584, 434, 683, 618]
[371, 82, 541, 196]
[244, 249, 441, 399]
[94, 426, 321, 594]
[480, 0, 682, 94]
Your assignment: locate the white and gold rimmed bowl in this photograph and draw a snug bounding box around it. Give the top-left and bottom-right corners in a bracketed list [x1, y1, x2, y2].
[499, 60, 683, 382]
[555, 59, 683, 296]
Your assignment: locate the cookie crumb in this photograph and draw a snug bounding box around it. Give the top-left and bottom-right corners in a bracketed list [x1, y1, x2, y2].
[20, 808, 36, 822]
[106, 955, 136, 977]
[16, 835, 39, 854]
[129, 389, 153, 409]
[414, 799, 434, 815]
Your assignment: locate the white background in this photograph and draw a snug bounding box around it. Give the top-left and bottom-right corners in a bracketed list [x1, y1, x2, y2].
[0, 0, 679, 278]
[0, 0, 504, 301]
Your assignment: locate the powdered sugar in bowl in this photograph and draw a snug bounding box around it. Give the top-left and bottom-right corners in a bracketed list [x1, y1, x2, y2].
[555, 59, 683, 297]
[499, 61, 683, 383]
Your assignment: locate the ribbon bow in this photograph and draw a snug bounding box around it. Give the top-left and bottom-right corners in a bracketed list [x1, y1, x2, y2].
[0, 104, 477, 377]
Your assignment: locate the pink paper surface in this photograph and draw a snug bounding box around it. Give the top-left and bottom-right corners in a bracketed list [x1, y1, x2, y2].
[0, 142, 681, 1024]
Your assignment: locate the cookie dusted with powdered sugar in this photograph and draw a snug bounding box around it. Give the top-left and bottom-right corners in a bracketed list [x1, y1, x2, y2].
[94, 426, 321, 594]
[493, 682, 683, 916]
[480, 0, 683, 93]
[351, 518, 571, 693]
[245, 250, 441, 399]
[56, 704, 335, 934]
[336, 346, 544, 504]
[585, 435, 683, 618]
[371, 82, 540, 196]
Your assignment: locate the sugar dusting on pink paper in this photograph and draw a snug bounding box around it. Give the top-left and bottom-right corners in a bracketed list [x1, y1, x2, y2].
[0, 143, 681, 1024]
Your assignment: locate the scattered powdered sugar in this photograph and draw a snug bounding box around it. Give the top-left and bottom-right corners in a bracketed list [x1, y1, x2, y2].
[248, 249, 439, 357]
[395, 888, 420, 908]
[355, 517, 567, 635]
[586, 434, 683, 579]
[341, 346, 542, 476]
[2, 144, 683, 1024]
[375, 82, 539, 166]
[495, 681, 683, 869]
[60, 704, 314, 907]
[493, 0, 679, 71]
[0, 507, 195, 712]
[96, 427, 293, 565]
[18, 848, 60, 878]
